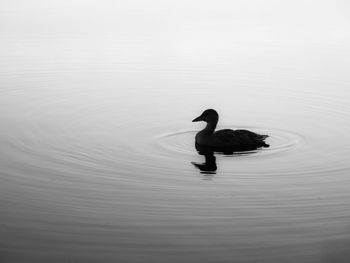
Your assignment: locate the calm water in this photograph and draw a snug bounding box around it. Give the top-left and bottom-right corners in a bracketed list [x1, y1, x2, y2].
[1, 1, 350, 262]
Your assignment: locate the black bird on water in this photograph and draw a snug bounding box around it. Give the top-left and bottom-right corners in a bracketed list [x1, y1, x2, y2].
[192, 109, 269, 154]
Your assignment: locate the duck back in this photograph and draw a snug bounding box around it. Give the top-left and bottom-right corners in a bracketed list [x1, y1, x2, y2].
[215, 129, 268, 148]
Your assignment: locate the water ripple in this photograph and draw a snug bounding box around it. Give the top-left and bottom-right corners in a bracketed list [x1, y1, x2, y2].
[151, 127, 303, 158]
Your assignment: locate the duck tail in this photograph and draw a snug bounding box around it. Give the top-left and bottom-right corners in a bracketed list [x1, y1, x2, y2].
[258, 134, 269, 147]
[258, 134, 269, 140]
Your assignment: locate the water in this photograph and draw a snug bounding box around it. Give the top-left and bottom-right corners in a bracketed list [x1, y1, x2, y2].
[1, 1, 350, 262]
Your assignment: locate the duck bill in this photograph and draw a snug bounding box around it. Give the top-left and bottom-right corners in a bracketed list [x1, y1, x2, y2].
[192, 115, 203, 122]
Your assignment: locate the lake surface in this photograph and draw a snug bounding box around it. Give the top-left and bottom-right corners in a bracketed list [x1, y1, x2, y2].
[1, 1, 350, 262]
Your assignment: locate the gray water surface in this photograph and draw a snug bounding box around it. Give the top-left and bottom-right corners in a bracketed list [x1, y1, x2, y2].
[1, 1, 350, 262]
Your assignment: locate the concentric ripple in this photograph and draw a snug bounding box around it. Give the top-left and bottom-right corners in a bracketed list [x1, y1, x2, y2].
[151, 126, 303, 158]
[1, 24, 350, 263]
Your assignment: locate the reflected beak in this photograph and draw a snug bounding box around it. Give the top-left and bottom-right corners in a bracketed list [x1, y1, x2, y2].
[192, 115, 203, 122]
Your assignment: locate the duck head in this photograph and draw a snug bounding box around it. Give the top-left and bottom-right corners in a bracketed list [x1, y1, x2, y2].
[192, 109, 219, 124]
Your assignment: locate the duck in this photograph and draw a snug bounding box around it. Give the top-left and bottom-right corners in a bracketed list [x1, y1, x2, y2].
[192, 109, 269, 153]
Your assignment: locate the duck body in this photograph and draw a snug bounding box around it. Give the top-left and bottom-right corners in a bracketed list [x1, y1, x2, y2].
[193, 109, 269, 153]
[195, 128, 269, 152]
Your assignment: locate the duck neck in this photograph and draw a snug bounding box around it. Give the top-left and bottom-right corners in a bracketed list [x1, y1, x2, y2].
[203, 120, 217, 134]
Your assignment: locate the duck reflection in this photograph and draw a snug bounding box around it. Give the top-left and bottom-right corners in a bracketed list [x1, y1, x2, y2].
[191, 147, 217, 174]
[192, 142, 261, 174]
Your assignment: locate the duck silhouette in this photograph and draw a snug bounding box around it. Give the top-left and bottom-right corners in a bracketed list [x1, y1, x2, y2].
[192, 109, 269, 154]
